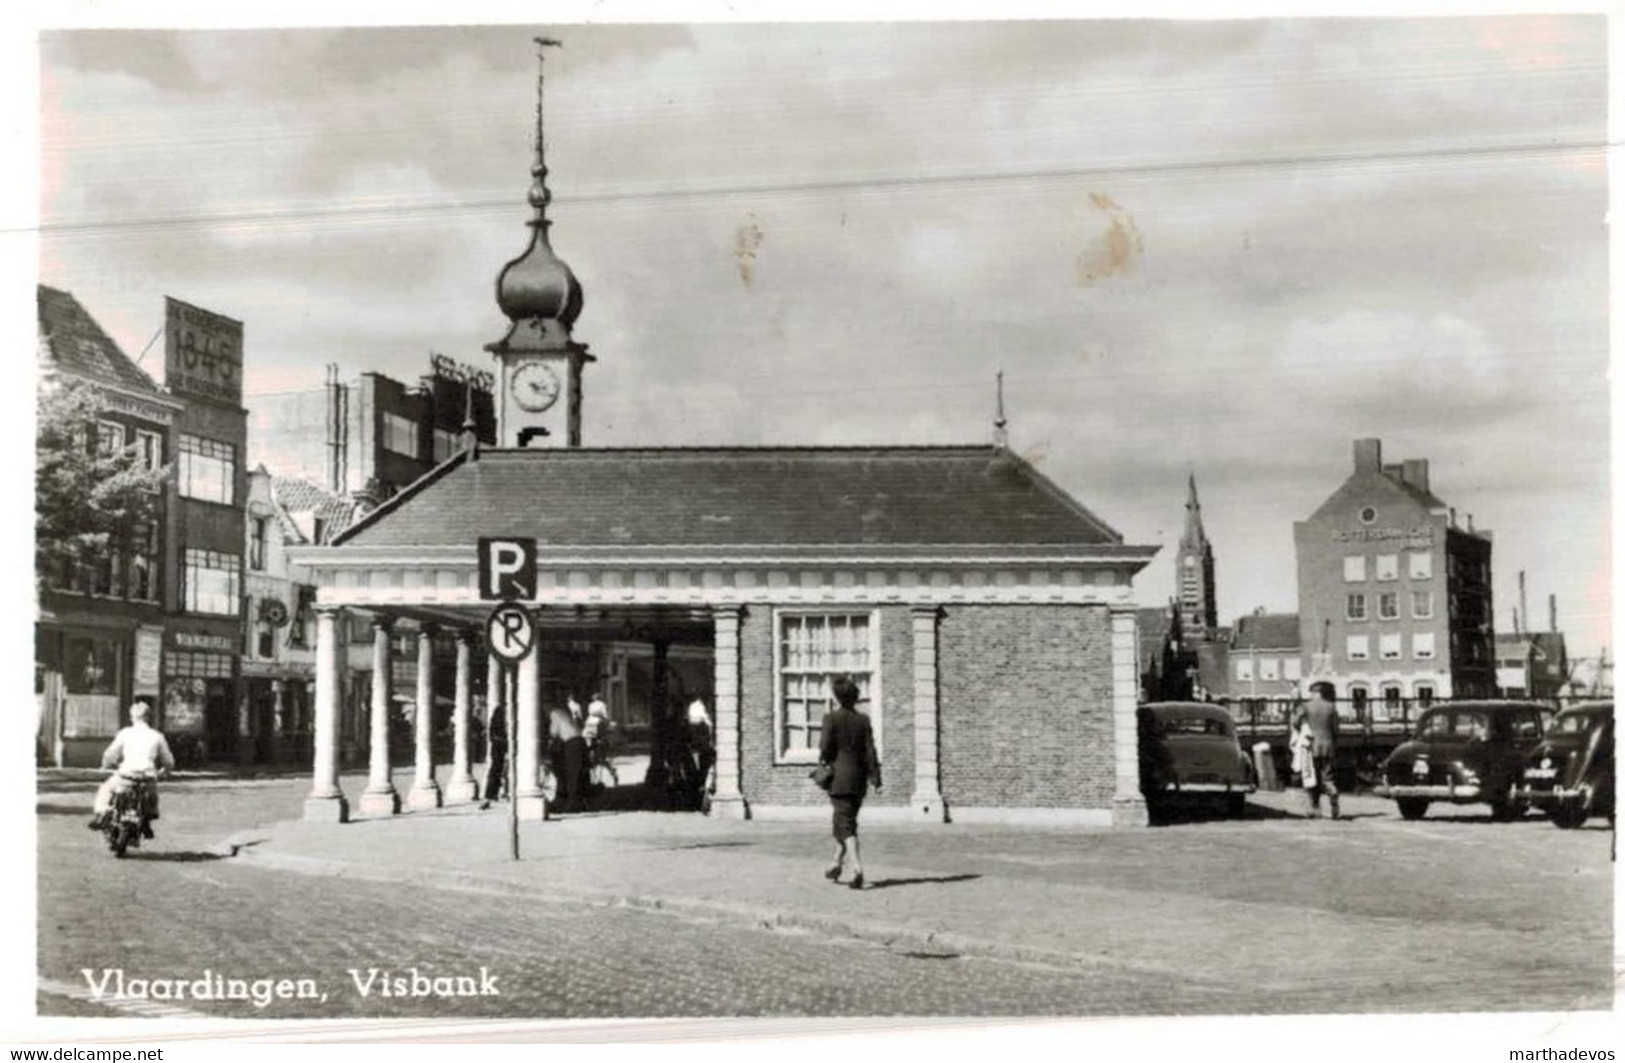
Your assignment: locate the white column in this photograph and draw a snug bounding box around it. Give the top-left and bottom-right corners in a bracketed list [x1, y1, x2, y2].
[304, 606, 348, 821]
[910, 605, 946, 821]
[514, 623, 547, 820]
[359, 615, 400, 815]
[445, 631, 478, 803]
[1110, 606, 1149, 826]
[710, 607, 748, 819]
[408, 625, 443, 810]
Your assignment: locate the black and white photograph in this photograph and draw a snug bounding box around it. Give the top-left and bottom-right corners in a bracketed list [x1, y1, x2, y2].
[10, 0, 1619, 1049]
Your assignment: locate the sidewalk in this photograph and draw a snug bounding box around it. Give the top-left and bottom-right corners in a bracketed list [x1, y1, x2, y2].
[215, 786, 1607, 1013]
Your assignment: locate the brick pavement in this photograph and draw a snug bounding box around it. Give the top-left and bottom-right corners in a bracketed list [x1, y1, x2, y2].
[36, 769, 1618, 1017]
[216, 781, 1615, 1013]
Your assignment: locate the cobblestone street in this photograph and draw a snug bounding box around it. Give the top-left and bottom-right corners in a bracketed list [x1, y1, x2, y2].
[35, 769, 1617, 1021]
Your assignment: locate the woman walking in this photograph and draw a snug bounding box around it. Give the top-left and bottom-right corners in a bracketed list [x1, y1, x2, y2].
[819, 674, 882, 890]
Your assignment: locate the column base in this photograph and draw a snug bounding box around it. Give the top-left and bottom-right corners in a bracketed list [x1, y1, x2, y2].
[407, 782, 443, 811]
[517, 794, 548, 821]
[709, 794, 750, 820]
[908, 790, 948, 822]
[1112, 794, 1150, 828]
[358, 788, 401, 815]
[303, 793, 349, 823]
[444, 776, 478, 804]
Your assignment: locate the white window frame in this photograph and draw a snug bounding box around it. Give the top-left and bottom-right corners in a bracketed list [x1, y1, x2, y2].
[178, 434, 236, 505]
[183, 548, 241, 616]
[95, 420, 124, 456]
[1413, 632, 1436, 660]
[1259, 657, 1280, 681]
[382, 412, 419, 458]
[1412, 590, 1434, 619]
[772, 608, 881, 765]
[1343, 555, 1367, 582]
[1346, 635, 1370, 662]
[1346, 593, 1367, 621]
[1234, 658, 1254, 682]
[1408, 551, 1433, 580]
[1375, 554, 1399, 581]
[1378, 591, 1400, 621]
[1283, 658, 1302, 681]
[1379, 633, 1403, 661]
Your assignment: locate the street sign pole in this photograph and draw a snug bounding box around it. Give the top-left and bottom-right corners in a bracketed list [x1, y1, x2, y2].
[507, 661, 519, 861]
[485, 599, 536, 863]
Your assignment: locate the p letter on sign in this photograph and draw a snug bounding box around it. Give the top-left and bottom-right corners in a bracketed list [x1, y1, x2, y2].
[478, 537, 537, 601]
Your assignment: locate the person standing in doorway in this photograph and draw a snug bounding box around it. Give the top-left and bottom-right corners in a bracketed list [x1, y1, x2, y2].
[549, 700, 588, 812]
[480, 696, 508, 810]
[1292, 682, 1341, 820]
[818, 675, 882, 889]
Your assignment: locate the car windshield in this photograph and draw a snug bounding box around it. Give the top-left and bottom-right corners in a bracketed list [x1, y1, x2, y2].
[1161, 715, 1230, 736]
[1419, 711, 1489, 739]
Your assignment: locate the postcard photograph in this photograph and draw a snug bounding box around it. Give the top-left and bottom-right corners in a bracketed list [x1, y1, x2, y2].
[20, 7, 1618, 1042]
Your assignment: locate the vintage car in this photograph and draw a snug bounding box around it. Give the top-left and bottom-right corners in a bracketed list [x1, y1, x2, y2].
[1137, 702, 1256, 819]
[1374, 701, 1550, 821]
[1515, 702, 1614, 829]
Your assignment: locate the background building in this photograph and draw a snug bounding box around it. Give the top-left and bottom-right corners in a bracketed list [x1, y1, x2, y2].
[35, 286, 181, 766]
[249, 357, 497, 504]
[1294, 438, 1496, 715]
[160, 297, 250, 764]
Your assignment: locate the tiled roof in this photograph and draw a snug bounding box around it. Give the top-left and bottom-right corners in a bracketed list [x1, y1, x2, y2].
[336, 446, 1128, 549]
[37, 285, 165, 395]
[272, 477, 361, 545]
[1230, 612, 1301, 650]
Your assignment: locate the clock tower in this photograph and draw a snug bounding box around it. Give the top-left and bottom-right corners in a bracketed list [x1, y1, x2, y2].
[1176, 473, 1218, 641]
[486, 38, 593, 448]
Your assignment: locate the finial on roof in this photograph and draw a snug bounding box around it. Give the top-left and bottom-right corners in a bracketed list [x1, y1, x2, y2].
[493, 35, 583, 335]
[993, 369, 1008, 449]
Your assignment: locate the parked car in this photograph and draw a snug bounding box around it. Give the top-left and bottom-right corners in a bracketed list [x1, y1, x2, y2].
[1515, 702, 1614, 830]
[1137, 702, 1256, 820]
[1374, 701, 1550, 821]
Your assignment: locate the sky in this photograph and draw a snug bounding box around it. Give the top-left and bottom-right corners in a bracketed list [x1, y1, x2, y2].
[30, 14, 1613, 658]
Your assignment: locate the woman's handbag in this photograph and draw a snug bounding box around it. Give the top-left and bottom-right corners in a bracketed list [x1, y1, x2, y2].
[809, 762, 834, 791]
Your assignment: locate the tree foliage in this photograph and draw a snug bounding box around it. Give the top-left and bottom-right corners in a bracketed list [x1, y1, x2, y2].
[35, 378, 168, 595]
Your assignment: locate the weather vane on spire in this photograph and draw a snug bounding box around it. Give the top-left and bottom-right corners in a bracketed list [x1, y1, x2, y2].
[993, 368, 1008, 449]
[528, 36, 564, 228]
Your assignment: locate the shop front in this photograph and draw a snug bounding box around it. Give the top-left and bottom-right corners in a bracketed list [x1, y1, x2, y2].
[162, 625, 241, 765]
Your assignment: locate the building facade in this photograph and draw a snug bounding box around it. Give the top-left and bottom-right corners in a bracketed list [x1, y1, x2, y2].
[249, 358, 497, 504]
[1294, 438, 1496, 716]
[159, 297, 251, 764]
[35, 286, 182, 766]
[291, 45, 1159, 827]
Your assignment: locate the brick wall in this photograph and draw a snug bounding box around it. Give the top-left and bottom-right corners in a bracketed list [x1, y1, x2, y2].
[938, 604, 1115, 808]
[739, 605, 914, 808]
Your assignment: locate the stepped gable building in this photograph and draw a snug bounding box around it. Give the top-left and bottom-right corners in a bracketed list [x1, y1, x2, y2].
[290, 41, 1158, 827]
[1294, 438, 1496, 714]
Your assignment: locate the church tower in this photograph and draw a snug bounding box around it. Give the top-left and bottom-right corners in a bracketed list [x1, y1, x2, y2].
[1176, 473, 1218, 641]
[487, 37, 593, 448]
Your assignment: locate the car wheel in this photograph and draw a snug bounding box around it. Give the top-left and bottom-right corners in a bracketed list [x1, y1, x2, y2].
[1550, 804, 1587, 830]
[1397, 798, 1429, 821]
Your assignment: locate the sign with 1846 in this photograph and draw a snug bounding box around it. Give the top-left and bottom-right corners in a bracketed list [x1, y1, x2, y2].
[165, 296, 243, 404]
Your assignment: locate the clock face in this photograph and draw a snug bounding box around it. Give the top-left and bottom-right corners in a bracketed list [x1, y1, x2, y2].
[511, 361, 562, 413]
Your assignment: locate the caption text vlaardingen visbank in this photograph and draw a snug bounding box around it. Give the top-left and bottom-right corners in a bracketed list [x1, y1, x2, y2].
[79, 968, 501, 1009]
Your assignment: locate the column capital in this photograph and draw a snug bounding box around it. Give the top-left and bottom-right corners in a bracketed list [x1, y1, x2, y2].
[909, 604, 943, 621]
[417, 622, 439, 640]
[454, 627, 477, 645]
[710, 605, 743, 623]
[314, 603, 344, 618]
[371, 613, 396, 634]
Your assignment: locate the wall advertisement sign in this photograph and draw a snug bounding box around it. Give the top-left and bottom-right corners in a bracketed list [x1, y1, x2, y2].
[165, 296, 243, 404]
[134, 628, 162, 695]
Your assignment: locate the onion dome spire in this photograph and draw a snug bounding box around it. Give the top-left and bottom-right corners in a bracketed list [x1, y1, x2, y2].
[492, 37, 583, 349]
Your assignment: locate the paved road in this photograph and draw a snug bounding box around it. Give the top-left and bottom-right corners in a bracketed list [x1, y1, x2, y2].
[35, 772, 1616, 1020]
